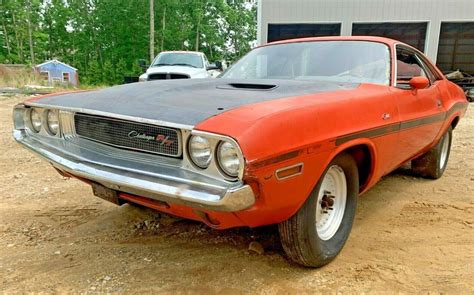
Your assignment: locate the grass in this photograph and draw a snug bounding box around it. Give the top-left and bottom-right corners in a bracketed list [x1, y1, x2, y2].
[0, 65, 100, 93]
[0, 65, 46, 88]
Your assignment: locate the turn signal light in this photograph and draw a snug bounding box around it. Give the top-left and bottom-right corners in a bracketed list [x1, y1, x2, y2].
[276, 163, 303, 180]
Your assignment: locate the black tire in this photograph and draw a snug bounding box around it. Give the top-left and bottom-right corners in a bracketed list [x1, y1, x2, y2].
[412, 127, 452, 179]
[278, 153, 359, 267]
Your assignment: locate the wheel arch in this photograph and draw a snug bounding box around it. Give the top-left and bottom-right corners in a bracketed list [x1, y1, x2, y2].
[450, 116, 460, 130]
[325, 139, 377, 193]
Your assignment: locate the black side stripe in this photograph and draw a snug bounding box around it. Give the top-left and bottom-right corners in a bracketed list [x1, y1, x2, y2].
[335, 102, 468, 146]
[399, 112, 446, 130]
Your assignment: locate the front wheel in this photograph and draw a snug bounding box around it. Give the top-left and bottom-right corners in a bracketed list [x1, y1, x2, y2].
[278, 153, 359, 267]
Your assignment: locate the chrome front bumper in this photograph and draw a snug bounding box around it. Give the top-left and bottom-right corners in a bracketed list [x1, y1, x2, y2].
[13, 130, 255, 212]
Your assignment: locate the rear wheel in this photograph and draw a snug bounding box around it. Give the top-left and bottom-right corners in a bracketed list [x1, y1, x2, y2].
[412, 127, 452, 179]
[278, 153, 359, 267]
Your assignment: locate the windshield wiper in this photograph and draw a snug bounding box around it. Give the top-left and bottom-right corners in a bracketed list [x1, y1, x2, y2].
[170, 63, 198, 68]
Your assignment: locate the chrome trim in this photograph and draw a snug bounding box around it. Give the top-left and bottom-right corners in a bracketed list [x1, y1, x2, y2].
[13, 129, 255, 212]
[12, 105, 27, 130]
[59, 110, 75, 139]
[275, 162, 304, 181]
[24, 101, 195, 130]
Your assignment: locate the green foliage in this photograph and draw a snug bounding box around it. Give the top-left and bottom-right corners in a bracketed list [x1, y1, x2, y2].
[85, 60, 101, 85]
[0, 0, 257, 86]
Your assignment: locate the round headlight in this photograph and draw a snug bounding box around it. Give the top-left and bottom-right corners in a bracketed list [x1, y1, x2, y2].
[217, 141, 241, 177]
[46, 110, 59, 135]
[188, 135, 212, 168]
[30, 109, 42, 133]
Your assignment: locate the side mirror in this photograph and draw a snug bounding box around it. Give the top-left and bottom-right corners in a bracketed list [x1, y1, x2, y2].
[207, 61, 223, 71]
[409, 76, 430, 90]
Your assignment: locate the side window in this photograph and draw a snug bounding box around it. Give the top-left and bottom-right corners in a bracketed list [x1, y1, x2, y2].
[416, 53, 442, 82]
[396, 47, 430, 88]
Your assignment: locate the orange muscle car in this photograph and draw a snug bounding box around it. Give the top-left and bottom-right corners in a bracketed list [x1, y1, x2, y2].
[13, 37, 468, 267]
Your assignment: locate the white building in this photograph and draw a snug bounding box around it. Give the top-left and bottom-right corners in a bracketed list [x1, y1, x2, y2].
[257, 0, 474, 73]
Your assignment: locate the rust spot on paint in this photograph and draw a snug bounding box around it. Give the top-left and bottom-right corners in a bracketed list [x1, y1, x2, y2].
[307, 143, 322, 154]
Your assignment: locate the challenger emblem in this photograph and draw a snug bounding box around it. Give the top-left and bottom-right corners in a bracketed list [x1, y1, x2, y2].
[128, 131, 174, 146]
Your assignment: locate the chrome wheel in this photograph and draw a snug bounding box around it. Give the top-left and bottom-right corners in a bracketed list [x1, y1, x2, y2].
[439, 133, 450, 170]
[316, 165, 347, 241]
[279, 153, 358, 267]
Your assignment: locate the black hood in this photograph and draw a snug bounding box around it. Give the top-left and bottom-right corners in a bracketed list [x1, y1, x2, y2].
[30, 79, 358, 126]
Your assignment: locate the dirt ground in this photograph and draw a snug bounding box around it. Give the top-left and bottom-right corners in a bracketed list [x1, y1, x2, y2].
[0, 94, 473, 293]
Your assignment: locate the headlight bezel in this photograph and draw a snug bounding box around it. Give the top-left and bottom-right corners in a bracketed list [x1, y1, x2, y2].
[216, 140, 241, 178]
[45, 109, 60, 136]
[188, 135, 213, 169]
[29, 108, 42, 133]
[187, 131, 245, 181]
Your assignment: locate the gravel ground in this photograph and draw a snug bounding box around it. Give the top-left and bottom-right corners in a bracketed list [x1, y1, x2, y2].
[0, 95, 473, 293]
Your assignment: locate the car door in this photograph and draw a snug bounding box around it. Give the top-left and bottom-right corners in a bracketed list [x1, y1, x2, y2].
[391, 45, 445, 164]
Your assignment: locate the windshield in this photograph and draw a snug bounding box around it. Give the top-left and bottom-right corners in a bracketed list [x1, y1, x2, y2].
[152, 52, 204, 69]
[222, 41, 391, 85]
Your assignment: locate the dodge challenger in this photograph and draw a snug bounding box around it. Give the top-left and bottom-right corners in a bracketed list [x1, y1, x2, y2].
[13, 37, 468, 267]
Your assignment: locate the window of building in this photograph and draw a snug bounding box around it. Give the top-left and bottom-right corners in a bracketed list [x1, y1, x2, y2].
[267, 23, 341, 43]
[63, 72, 70, 82]
[40, 71, 49, 81]
[352, 22, 428, 52]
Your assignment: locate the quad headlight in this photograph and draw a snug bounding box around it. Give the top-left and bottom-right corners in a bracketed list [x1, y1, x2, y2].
[188, 134, 243, 179]
[24, 107, 61, 136]
[188, 135, 212, 168]
[216, 141, 241, 177]
[46, 110, 60, 135]
[29, 108, 42, 133]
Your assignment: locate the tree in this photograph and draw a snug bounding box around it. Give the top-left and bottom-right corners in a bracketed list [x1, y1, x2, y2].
[102, 60, 115, 85]
[86, 59, 102, 85]
[149, 0, 155, 63]
[26, 0, 35, 64]
[115, 58, 127, 84]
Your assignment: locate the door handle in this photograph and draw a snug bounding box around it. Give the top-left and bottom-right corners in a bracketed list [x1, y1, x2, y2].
[436, 99, 442, 107]
[382, 113, 391, 120]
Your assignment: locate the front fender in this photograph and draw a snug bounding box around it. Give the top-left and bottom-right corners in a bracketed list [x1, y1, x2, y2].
[234, 136, 379, 227]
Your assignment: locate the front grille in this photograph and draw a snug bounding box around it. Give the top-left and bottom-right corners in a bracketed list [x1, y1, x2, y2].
[148, 73, 190, 80]
[74, 113, 181, 157]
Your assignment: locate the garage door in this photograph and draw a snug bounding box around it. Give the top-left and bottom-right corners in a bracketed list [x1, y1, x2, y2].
[352, 22, 428, 51]
[437, 22, 474, 75]
[267, 23, 341, 43]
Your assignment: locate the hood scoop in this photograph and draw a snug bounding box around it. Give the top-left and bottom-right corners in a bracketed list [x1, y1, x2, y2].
[217, 83, 277, 91]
